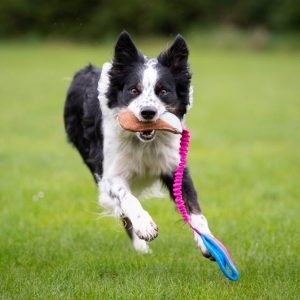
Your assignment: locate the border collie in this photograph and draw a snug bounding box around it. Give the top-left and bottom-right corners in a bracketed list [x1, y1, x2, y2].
[64, 32, 214, 258]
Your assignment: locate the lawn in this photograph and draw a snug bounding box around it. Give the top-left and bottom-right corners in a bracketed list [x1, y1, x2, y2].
[0, 40, 299, 299]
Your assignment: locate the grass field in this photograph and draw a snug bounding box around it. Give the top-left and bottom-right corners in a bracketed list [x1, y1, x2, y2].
[0, 40, 299, 299]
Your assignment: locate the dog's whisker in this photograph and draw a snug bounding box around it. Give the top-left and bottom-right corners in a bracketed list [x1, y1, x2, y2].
[95, 211, 115, 220]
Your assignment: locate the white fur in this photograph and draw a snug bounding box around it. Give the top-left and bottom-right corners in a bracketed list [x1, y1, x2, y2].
[98, 60, 180, 187]
[132, 231, 151, 253]
[97, 60, 210, 256]
[187, 85, 193, 110]
[97, 61, 178, 248]
[128, 59, 166, 122]
[99, 177, 158, 241]
[190, 213, 214, 258]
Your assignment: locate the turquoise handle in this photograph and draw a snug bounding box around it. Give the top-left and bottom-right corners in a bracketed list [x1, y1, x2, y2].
[198, 232, 239, 281]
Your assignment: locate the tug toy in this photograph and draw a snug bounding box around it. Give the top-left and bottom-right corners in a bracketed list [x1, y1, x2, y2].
[118, 111, 239, 281]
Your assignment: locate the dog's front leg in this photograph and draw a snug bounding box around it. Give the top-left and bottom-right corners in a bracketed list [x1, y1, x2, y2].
[99, 177, 158, 243]
[161, 168, 215, 260]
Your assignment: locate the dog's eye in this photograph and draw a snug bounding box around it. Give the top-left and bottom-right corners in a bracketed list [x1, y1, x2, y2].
[130, 88, 140, 96]
[159, 89, 168, 97]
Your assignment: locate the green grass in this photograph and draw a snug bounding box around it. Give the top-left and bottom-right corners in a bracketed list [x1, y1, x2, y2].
[0, 40, 299, 299]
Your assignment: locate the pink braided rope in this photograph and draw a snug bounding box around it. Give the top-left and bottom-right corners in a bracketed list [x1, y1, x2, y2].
[173, 128, 239, 280]
[173, 129, 191, 224]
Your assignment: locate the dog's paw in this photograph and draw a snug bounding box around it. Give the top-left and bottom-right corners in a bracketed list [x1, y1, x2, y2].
[190, 214, 216, 261]
[132, 234, 152, 254]
[132, 211, 158, 242]
[193, 232, 215, 261]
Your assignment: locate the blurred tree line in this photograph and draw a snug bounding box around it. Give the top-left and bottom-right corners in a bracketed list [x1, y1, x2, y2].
[0, 0, 299, 39]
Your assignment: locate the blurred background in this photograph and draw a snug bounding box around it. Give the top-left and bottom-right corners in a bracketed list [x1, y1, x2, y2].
[0, 0, 299, 51]
[0, 0, 300, 47]
[0, 1, 299, 299]
[0, 0, 299, 46]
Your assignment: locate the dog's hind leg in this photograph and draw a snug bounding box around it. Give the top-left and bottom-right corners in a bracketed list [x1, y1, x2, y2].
[161, 168, 215, 260]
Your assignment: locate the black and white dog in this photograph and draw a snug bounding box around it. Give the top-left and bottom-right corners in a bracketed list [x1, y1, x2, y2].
[64, 32, 214, 259]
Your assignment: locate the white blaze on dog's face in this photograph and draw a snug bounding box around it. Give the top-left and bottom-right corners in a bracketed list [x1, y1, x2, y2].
[127, 59, 164, 122]
[106, 31, 192, 142]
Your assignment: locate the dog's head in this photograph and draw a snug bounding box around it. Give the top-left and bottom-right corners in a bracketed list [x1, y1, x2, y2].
[107, 31, 192, 141]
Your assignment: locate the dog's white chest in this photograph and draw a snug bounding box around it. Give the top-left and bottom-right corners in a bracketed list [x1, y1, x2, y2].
[102, 128, 180, 190]
[123, 132, 180, 176]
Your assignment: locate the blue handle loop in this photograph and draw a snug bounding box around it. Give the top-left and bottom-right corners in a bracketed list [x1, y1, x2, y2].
[198, 232, 239, 281]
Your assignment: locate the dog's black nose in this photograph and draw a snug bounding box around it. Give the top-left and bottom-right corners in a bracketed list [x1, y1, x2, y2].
[140, 106, 157, 121]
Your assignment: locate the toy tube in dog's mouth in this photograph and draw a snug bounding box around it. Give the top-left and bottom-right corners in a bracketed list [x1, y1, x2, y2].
[118, 111, 182, 136]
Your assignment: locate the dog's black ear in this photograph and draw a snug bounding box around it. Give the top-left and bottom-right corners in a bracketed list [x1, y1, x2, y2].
[113, 31, 139, 65]
[158, 35, 189, 72]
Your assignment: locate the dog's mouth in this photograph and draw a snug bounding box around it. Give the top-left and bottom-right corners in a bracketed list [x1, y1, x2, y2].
[137, 130, 156, 142]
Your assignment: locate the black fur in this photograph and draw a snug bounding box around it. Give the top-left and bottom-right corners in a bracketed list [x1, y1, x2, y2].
[157, 35, 192, 117]
[106, 32, 146, 109]
[64, 64, 103, 181]
[161, 168, 201, 214]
